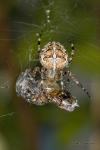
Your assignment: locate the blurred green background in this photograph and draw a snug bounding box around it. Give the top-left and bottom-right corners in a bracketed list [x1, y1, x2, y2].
[0, 0, 100, 150]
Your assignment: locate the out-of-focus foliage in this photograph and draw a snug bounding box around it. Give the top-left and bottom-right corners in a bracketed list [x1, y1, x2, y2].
[0, 0, 100, 150]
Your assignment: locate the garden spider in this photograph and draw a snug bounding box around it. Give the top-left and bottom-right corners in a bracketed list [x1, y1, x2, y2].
[16, 9, 90, 112]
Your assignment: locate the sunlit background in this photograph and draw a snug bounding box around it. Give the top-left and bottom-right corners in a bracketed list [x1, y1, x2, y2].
[0, 0, 100, 150]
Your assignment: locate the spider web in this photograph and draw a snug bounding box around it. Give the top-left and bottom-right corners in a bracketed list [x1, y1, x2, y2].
[0, 0, 99, 119]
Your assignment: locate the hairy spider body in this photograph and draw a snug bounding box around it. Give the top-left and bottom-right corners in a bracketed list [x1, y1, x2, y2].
[16, 40, 90, 111]
[40, 42, 68, 71]
[16, 9, 90, 112]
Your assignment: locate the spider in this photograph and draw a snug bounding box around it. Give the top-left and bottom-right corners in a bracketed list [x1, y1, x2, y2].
[16, 9, 90, 112]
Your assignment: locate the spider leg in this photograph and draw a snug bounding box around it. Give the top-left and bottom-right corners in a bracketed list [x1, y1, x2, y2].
[36, 33, 42, 52]
[45, 9, 51, 24]
[60, 71, 71, 94]
[67, 70, 91, 98]
[60, 69, 72, 94]
[68, 43, 76, 64]
[60, 70, 64, 92]
[36, 10, 51, 53]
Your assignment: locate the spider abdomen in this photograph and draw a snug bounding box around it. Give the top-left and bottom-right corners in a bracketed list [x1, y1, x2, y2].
[40, 41, 68, 70]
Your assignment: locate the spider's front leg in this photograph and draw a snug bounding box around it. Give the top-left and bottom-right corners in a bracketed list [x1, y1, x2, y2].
[36, 33, 42, 52]
[67, 70, 91, 98]
[36, 9, 51, 53]
[68, 43, 76, 64]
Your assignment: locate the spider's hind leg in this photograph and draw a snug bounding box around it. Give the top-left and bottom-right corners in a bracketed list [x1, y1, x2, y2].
[68, 70, 91, 98]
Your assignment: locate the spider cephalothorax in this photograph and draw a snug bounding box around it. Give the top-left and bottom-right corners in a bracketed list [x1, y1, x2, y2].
[40, 42, 68, 70]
